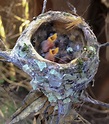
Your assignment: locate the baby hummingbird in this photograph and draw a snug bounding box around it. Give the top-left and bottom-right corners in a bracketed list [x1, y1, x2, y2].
[41, 33, 57, 53]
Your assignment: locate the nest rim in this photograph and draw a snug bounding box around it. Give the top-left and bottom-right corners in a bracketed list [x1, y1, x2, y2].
[26, 11, 98, 66]
[12, 11, 100, 68]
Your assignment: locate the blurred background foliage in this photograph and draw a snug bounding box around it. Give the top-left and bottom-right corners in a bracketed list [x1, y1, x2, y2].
[0, 0, 32, 123]
[0, 0, 109, 124]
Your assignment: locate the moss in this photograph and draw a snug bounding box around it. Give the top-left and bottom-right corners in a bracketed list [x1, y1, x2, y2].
[88, 46, 96, 52]
[64, 13, 71, 16]
[88, 51, 94, 58]
[22, 43, 29, 52]
[77, 59, 84, 73]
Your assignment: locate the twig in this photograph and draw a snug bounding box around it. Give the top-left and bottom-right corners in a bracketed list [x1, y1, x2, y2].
[101, 0, 109, 8]
[0, 50, 11, 61]
[0, 59, 10, 63]
[0, 73, 30, 90]
[42, 0, 47, 13]
[82, 92, 109, 108]
[77, 112, 91, 124]
[66, 0, 77, 15]
[81, 104, 109, 114]
[0, 38, 9, 50]
[99, 42, 109, 47]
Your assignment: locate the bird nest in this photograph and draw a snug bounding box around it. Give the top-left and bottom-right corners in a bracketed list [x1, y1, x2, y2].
[22, 11, 99, 106]
[0, 11, 102, 123]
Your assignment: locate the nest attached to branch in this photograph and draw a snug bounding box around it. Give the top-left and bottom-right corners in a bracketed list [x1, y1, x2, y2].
[0, 11, 106, 123]
[14, 11, 99, 105]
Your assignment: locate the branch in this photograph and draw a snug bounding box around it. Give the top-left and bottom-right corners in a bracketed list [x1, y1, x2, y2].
[99, 42, 109, 47]
[82, 92, 109, 108]
[101, 0, 109, 8]
[9, 92, 47, 124]
[0, 50, 11, 62]
[42, 0, 47, 13]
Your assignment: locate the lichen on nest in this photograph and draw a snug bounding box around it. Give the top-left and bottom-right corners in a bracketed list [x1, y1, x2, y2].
[0, 11, 103, 124]
[27, 11, 100, 109]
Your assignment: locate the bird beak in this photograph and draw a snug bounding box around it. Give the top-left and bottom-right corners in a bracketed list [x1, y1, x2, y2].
[48, 33, 57, 42]
[49, 47, 59, 55]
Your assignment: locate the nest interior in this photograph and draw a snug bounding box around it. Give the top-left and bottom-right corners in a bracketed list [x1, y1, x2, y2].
[31, 21, 86, 64]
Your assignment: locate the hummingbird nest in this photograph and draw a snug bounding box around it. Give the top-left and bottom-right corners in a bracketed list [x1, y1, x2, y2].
[0, 11, 106, 123]
[29, 11, 99, 106]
